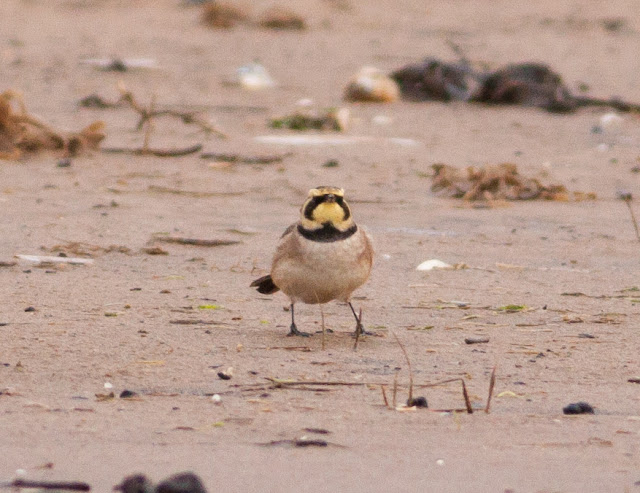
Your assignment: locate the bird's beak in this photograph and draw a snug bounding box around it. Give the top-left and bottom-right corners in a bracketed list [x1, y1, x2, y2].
[325, 194, 336, 202]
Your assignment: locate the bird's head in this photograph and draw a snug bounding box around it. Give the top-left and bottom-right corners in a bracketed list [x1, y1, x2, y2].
[300, 186, 354, 231]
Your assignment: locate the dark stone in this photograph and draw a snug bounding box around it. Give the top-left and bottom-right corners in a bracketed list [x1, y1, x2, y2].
[407, 396, 428, 408]
[157, 472, 208, 493]
[563, 401, 595, 415]
[114, 474, 154, 493]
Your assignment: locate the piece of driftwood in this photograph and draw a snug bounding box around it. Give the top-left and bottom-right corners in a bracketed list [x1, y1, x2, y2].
[153, 236, 240, 247]
[200, 152, 292, 164]
[102, 144, 203, 157]
[0, 479, 90, 491]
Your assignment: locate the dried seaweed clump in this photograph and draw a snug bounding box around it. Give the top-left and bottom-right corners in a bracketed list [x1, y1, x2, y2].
[0, 90, 104, 160]
[430, 163, 595, 201]
[45, 241, 131, 257]
[270, 108, 349, 131]
[258, 7, 306, 30]
[202, 4, 306, 31]
[473, 64, 576, 112]
[392, 58, 640, 113]
[391, 58, 481, 102]
[201, 3, 250, 29]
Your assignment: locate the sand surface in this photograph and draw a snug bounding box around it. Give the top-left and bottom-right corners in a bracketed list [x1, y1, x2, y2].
[1, 1, 640, 491]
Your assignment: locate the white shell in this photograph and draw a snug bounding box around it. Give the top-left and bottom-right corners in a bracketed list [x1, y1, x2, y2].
[416, 259, 453, 271]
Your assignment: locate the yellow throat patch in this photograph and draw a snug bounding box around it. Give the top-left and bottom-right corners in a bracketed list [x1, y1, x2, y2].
[312, 201, 344, 225]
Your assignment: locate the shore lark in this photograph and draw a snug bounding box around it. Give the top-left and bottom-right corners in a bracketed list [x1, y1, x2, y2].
[251, 186, 373, 336]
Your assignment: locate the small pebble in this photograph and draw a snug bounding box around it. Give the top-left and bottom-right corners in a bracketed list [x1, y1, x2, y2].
[24, 306, 36, 312]
[563, 401, 594, 415]
[217, 371, 232, 380]
[119, 390, 138, 399]
[104, 382, 113, 389]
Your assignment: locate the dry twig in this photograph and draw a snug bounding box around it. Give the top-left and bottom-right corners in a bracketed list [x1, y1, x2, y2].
[392, 372, 398, 408]
[391, 331, 414, 402]
[622, 195, 640, 243]
[116, 82, 226, 137]
[485, 366, 497, 413]
[380, 385, 390, 408]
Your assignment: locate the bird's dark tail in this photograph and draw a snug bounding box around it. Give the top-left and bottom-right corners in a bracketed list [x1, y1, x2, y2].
[250, 275, 280, 295]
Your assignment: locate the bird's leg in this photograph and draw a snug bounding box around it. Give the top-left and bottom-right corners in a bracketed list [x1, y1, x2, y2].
[288, 303, 311, 337]
[348, 302, 372, 336]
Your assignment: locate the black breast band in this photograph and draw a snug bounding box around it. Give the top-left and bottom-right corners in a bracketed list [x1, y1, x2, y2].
[298, 223, 357, 242]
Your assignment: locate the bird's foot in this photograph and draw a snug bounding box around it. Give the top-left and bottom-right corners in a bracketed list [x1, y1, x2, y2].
[352, 323, 374, 337]
[288, 324, 311, 337]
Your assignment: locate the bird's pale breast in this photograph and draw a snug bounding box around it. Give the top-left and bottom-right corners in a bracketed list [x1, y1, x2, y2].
[271, 227, 372, 304]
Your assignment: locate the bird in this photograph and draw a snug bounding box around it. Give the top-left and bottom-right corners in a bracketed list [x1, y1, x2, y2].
[250, 186, 373, 336]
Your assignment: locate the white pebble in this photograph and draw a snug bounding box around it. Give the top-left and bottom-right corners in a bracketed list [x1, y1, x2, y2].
[600, 112, 623, 129]
[104, 382, 113, 389]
